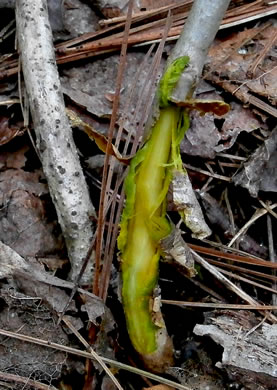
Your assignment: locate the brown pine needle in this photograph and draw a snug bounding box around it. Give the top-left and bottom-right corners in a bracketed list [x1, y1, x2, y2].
[162, 300, 277, 310]
[189, 243, 277, 269]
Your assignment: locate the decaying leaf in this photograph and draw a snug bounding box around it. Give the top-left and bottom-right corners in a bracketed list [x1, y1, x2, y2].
[0, 169, 62, 258]
[81, 296, 105, 325]
[181, 110, 221, 158]
[0, 240, 102, 318]
[172, 169, 211, 239]
[181, 94, 264, 158]
[0, 115, 21, 145]
[63, 0, 99, 37]
[161, 226, 196, 277]
[206, 22, 277, 114]
[233, 125, 277, 196]
[0, 144, 28, 170]
[214, 101, 263, 153]
[0, 285, 70, 385]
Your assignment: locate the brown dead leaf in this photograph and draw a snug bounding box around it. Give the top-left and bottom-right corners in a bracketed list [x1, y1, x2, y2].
[233, 125, 277, 196]
[215, 101, 263, 153]
[0, 145, 29, 170]
[6, 144, 29, 169]
[0, 116, 20, 145]
[0, 285, 71, 383]
[181, 110, 221, 158]
[206, 22, 277, 108]
[96, 0, 189, 16]
[0, 169, 63, 257]
[0, 169, 48, 202]
[181, 91, 265, 158]
[81, 294, 105, 325]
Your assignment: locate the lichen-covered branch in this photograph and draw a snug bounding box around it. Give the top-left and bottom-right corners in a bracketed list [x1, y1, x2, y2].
[15, 0, 95, 280]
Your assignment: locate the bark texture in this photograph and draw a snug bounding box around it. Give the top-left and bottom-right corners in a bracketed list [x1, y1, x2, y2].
[16, 0, 95, 280]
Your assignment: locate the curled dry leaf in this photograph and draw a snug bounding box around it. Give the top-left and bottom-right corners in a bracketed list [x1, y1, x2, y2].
[233, 125, 277, 196]
[0, 116, 20, 146]
[0, 169, 62, 258]
[67, 108, 131, 164]
[161, 226, 196, 277]
[81, 295, 105, 325]
[181, 94, 264, 159]
[176, 98, 229, 116]
[172, 169, 211, 239]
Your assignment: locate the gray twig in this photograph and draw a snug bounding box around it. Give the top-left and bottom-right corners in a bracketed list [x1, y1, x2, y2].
[15, 0, 95, 280]
[168, 0, 231, 102]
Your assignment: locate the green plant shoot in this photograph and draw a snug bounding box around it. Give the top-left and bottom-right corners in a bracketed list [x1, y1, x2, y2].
[118, 57, 190, 362]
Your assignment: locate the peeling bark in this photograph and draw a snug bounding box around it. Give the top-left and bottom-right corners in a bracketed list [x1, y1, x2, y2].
[15, 0, 95, 280]
[194, 310, 277, 390]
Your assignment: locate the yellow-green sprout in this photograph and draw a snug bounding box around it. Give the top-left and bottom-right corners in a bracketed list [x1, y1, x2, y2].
[118, 57, 190, 364]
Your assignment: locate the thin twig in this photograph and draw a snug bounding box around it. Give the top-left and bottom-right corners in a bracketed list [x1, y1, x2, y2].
[259, 200, 277, 220]
[224, 188, 236, 238]
[216, 152, 247, 161]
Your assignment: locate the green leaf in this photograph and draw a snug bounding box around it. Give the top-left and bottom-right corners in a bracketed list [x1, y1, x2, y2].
[158, 56, 190, 108]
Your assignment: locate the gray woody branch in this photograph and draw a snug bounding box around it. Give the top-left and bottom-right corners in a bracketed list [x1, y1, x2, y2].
[168, 0, 231, 102]
[163, 0, 231, 240]
[15, 0, 95, 280]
